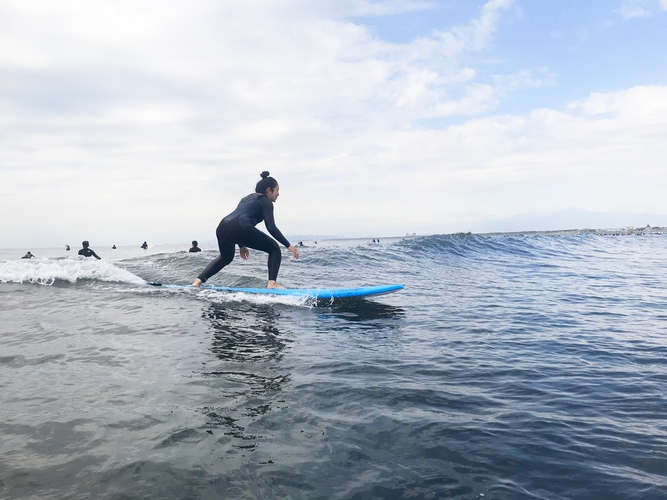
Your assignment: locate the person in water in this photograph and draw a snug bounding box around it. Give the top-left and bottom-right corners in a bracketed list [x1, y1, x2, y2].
[192, 171, 299, 288]
[112, 245, 117, 249]
[65, 244, 70, 251]
[78, 241, 101, 259]
[22, 251, 35, 259]
[141, 241, 148, 249]
[189, 240, 202, 253]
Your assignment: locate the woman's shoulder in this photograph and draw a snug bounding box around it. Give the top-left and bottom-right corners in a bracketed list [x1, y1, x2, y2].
[239, 193, 262, 204]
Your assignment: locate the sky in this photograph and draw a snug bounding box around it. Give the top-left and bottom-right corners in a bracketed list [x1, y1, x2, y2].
[1, 0, 666, 247]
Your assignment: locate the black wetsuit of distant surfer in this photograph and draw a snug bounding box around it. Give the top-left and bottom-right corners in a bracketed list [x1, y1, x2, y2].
[78, 244, 101, 260]
[197, 193, 291, 283]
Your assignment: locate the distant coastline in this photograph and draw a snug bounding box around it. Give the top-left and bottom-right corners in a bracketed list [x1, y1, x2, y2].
[480, 225, 667, 237]
[294, 225, 667, 242]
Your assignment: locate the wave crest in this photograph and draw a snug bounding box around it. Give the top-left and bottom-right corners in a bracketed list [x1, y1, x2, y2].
[0, 257, 145, 285]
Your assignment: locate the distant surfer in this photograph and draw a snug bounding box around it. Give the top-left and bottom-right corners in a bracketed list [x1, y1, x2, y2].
[112, 245, 117, 249]
[189, 240, 202, 253]
[78, 241, 101, 259]
[141, 241, 148, 249]
[21, 251, 35, 259]
[65, 244, 70, 251]
[192, 171, 299, 289]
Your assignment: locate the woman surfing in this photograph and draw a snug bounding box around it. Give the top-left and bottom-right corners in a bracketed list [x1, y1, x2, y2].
[192, 172, 299, 289]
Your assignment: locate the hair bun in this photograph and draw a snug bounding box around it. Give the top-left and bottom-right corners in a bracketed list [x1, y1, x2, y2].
[260, 171, 270, 179]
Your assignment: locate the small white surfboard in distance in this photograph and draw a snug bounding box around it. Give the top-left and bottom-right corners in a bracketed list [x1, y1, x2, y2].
[147, 283, 403, 300]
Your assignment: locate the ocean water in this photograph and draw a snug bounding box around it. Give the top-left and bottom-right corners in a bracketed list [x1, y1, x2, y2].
[1, 234, 666, 499]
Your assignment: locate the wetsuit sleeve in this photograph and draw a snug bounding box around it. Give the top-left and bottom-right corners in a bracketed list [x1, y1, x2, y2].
[260, 196, 291, 248]
[91, 250, 101, 260]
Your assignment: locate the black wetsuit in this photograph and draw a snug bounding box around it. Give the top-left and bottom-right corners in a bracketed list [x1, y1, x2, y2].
[78, 248, 101, 259]
[189, 246, 201, 253]
[197, 193, 291, 283]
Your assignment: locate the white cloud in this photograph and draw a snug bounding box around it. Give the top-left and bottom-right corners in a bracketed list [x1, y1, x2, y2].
[0, 1, 664, 246]
[343, 0, 432, 17]
[435, 0, 512, 54]
[375, 85, 667, 225]
[615, 0, 667, 18]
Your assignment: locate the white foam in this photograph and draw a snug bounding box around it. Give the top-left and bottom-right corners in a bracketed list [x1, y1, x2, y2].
[200, 289, 316, 308]
[0, 257, 145, 285]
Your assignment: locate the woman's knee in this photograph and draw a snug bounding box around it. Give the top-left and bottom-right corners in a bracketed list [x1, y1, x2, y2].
[269, 244, 281, 261]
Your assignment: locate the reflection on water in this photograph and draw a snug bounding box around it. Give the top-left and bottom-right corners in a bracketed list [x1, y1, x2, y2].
[205, 302, 292, 362]
[322, 298, 405, 321]
[197, 298, 403, 457]
[199, 302, 292, 454]
[313, 299, 405, 339]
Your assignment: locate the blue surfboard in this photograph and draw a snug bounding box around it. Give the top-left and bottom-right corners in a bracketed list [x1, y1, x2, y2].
[147, 282, 403, 299]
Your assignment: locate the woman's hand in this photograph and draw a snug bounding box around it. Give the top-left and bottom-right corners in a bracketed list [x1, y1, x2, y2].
[287, 245, 299, 259]
[239, 246, 249, 259]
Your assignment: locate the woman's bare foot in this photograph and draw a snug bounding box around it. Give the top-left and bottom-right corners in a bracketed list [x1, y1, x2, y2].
[191, 278, 203, 287]
[267, 280, 285, 289]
